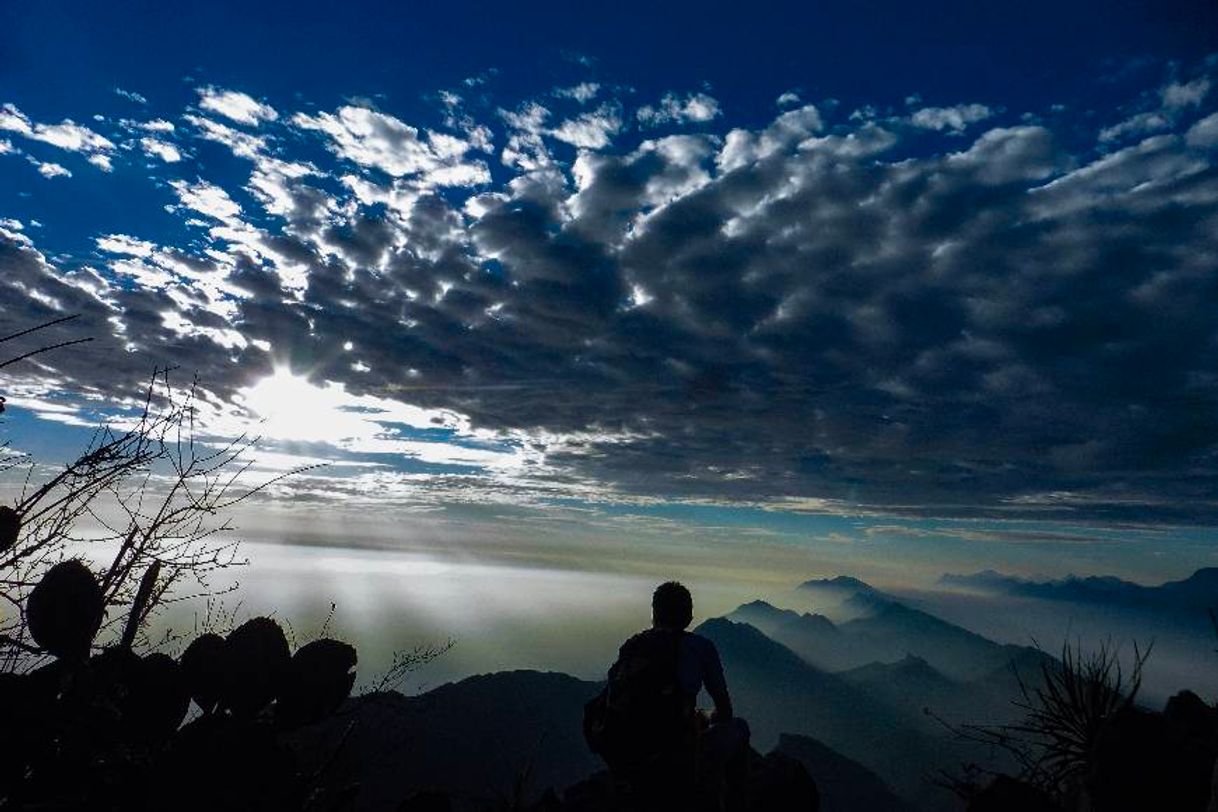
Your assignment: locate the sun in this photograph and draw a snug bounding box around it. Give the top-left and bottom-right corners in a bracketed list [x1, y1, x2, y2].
[239, 368, 369, 446]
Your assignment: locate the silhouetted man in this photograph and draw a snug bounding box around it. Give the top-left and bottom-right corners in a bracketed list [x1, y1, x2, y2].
[586, 581, 750, 810]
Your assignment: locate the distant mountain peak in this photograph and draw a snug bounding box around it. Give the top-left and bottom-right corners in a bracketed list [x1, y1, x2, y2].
[800, 574, 875, 589]
[1178, 567, 1218, 584]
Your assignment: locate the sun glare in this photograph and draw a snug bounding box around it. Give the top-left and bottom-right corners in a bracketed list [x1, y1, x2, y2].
[239, 368, 373, 446]
[235, 369, 533, 470]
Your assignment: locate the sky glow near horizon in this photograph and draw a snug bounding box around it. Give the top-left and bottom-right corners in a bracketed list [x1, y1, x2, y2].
[3, 1, 1218, 584]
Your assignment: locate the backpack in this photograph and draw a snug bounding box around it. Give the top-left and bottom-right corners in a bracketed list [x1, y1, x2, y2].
[584, 628, 690, 769]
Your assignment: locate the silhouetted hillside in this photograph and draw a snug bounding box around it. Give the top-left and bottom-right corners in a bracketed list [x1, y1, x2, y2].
[774, 734, 919, 812]
[292, 671, 602, 811]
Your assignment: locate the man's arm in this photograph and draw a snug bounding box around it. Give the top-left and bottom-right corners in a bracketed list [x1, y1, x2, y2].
[702, 640, 734, 721]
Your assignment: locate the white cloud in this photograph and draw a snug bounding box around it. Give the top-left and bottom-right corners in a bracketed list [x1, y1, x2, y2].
[908, 103, 994, 132]
[0, 103, 115, 163]
[550, 103, 622, 149]
[141, 119, 175, 133]
[776, 91, 801, 107]
[1101, 77, 1212, 144]
[170, 179, 243, 222]
[800, 123, 898, 157]
[637, 92, 722, 126]
[717, 104, 823, 171]
[555, 82, 600, 103]
[140, 138, 182, 163]
[947, 125, 1061, 184]
[246, 157, 328, 220]
[88, 154, 113, 171]
[1161, 77, 1210, 110]
[36, 161, 71, 178]
[1186, 112, 1218, 149]
[293, 105, 489, 185]
[114, 87, 147, 105]
[185, 114, 267, 159]
[197, 86, 279, 126]
[1098, 111, 1170, 143]
[0, 105, 30, 135]
[96, 234, 157, 257]
[500, 102, 552, 170]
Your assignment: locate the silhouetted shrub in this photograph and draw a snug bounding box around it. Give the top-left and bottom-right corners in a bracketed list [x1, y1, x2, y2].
[946, 639, 1218, 812]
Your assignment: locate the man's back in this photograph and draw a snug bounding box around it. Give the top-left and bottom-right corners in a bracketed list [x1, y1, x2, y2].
[609, 628, 688, 730]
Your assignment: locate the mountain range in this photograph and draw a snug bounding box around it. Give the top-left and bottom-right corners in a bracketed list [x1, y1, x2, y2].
[293, 573, 1073, 811]
[938, 567, 1218, 613]
[734, 578, 1052, 682]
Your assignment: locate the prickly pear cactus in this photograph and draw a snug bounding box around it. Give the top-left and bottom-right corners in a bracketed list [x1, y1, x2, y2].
[277, 638, 358, 729]
[0, 505, 19, 553]
[27, 559, 104, 660]
[221, 616, 291, 717]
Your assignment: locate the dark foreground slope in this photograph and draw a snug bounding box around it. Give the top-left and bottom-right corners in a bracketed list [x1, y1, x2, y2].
[292, 671, 602, 811]
[775, 734, 918, 812]
[292, 667, 946, 811]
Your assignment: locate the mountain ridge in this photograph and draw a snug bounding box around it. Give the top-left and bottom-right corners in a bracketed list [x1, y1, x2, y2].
[939, 566, 1218, 611]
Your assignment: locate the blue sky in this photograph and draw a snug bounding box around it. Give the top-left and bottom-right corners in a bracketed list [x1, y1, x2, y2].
[3, 1, 1218, 581]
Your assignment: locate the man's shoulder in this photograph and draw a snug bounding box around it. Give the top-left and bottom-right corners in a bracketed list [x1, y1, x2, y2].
[681, 632, 721, 657]
[619, 628, 663, 652]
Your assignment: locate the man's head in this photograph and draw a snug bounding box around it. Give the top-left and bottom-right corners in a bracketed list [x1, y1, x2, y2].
[652, 581, 693, 630]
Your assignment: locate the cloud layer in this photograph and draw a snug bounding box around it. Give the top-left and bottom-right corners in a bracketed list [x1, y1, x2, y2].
[3, 63, 1218, 521]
